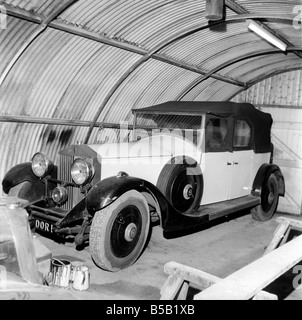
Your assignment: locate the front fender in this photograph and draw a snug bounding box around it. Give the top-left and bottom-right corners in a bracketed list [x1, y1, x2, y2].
[2, 162, 57, 197]
[86, 175, 150, 213]
[85, 175, 209, 235]
[57, 198, 86, 228]
[57, 176, 150, 229]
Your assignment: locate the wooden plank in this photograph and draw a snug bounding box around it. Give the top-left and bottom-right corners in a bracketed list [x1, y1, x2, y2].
[163, 261, 279, 300]
[177, 281, 190, 300]
[279, 226, 292, 246]
[276, 217, 302, 232]
[160, 270, 185, 300]
[194, 234, 302, 300]
[263, 221, 290, 255]
[164, 261, 221, 291]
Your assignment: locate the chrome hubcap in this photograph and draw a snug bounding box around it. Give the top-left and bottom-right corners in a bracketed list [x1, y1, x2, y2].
[183, 184, 193, 200]
[124, 223, 138, 242]
[268, 192, 275, 204]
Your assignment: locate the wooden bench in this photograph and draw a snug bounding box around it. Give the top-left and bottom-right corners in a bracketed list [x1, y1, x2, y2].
[264, 217, 302, 255]
[160, 217, 302, 300]
[161, 261, 278, 300]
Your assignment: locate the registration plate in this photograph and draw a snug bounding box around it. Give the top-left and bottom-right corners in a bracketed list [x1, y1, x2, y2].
[35, 219, 55, 234]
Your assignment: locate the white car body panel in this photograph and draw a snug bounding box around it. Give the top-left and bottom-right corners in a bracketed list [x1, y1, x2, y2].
[89, 133, 201, 188]
[89, 133, 271, 207]
[202, 151, 271, 205]
[201, 152, 231, 205]
[229, 151, 269, 199]
[229, 150, 254, 199]
[251, 153, 271, 180]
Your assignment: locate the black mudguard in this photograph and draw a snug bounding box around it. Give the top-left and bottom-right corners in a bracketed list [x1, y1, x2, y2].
[77, 175, 209, 235]
[252, 163, 285, 197]
[2, 162, 57, 201]
[57, 198, 87, 228]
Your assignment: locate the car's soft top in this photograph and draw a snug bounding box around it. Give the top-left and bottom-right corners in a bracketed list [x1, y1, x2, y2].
[132, 101, 273, 154]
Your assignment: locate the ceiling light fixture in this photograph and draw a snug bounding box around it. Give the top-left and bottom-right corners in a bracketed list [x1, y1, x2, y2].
[246, 19, 287, 51]
[205, 0, 224, 21]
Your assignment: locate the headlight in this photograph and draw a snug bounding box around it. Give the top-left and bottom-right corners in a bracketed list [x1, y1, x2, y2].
[52, 186, 68, 204]
[71, 158, 94, 185]
[31, 152, 53, 178]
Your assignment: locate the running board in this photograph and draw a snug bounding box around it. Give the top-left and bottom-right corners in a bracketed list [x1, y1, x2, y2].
[193, 195, 260, 221]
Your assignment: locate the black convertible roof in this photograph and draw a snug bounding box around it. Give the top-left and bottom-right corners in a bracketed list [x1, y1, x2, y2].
[132, 101, 273, 153]
[133, 101, 265, 117]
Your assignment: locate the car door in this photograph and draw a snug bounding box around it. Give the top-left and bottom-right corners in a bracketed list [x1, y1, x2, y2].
[228, 119, 253, 199]
[201, 116, 232, 205]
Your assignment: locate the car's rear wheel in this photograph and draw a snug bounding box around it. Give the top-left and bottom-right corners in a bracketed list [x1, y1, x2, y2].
[90, 190, 150, 272]
[157, 158, 203, 214]
[252, 174, 279, 221]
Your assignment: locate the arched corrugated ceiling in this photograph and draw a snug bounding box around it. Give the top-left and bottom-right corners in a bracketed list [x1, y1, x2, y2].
[0, 0, 301, 181]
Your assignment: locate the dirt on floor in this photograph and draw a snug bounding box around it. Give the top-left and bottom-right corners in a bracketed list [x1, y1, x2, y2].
[33, 210, 302, 300]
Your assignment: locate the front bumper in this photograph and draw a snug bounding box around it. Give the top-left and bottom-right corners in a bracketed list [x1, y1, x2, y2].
[28, 196, 90, 240]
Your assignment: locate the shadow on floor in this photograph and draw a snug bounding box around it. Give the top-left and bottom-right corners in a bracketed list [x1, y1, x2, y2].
[163, 208, 252, 239]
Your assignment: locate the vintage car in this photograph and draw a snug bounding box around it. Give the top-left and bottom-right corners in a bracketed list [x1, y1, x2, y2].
[2, 101, 285, 272]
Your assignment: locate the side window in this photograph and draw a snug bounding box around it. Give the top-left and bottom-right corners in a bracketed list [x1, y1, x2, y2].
[233, 120, 251, 148]
[205, 118, 228, 151]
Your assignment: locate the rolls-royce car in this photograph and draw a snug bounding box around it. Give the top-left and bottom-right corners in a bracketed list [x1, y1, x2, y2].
[2, 101, 285, 272]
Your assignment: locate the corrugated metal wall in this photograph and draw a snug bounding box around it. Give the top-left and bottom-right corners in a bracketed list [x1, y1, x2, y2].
[233, 70, 302, 215]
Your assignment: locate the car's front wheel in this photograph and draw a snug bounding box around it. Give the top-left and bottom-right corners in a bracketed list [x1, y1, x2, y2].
[89, 190, 150, 272]
[251, 173, 279, 221]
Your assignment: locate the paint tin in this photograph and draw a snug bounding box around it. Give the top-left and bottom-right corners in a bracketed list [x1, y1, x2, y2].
[70, 261, 84, 283]
[51, 258, 71, 288]
[72, 265, 90, 291]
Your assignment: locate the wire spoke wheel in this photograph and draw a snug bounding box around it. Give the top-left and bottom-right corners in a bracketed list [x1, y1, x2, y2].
[171, 170, 197, 212]
[262, 178, 278, 213]
[110, 206, 142, 258]
[157, 158, 203, 214]
[90, 190, 150, 272]
[252, 174, 279, 221]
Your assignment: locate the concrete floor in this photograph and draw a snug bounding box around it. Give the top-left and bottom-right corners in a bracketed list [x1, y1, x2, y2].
[38, 210, 302, 300]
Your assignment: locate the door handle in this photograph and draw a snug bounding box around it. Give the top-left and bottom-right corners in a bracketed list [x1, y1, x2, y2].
[227, 162, 232, 166]
[233, 162, 239, 165]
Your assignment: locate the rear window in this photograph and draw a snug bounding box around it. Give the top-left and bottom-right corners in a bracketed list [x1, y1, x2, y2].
[233, 120, 251, 148]
[205, 118, 228, 152]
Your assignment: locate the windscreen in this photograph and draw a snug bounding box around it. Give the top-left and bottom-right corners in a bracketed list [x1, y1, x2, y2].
[134, 113, 203, 145]
[135, 113, 202, 130]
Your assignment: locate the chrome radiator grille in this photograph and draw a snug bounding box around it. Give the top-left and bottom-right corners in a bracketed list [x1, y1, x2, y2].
[59, 154, 73, 185]
[58, 154, 77, 211]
